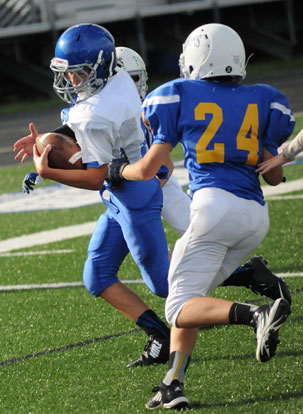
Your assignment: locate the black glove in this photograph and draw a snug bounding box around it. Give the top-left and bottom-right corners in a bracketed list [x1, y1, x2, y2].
[108, 149, 129, 189]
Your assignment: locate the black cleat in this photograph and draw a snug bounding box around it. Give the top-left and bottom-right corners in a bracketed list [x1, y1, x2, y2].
[146, 380, 189, 410]
[127, 336, 169, 368]
[245, 256, 292, 305]
[253, 298, 291, 362]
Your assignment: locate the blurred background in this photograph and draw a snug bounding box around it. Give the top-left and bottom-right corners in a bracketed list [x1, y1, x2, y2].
[0, 0, 302, 105]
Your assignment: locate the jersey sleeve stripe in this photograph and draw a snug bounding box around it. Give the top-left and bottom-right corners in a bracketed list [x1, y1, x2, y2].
[270, 102, 295, 122]
[143, 95, 180, 107]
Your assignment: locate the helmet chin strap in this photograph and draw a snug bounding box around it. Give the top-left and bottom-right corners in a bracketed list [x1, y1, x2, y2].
[93, 49, 115, 85]
[108, 51, 115, 77]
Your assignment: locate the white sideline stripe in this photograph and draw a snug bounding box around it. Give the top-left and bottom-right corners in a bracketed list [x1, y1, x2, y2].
[0, 279, 144, 291]
[1, 162, 303, 214]
[0, 184, 101, 213]
[0, 170, 303, 254]
[0, 249, 74, 257]
[265, 195, 303, 200]
[0, 222, 96, 253]
[262, 178, 303, 196]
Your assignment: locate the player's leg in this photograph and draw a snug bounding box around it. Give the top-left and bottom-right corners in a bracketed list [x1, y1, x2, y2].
[162, 176, 291, 303]
[146, 188, 290, 409]
[83, 210, 169, 365]
[112, 179, 170, 298]
[223, 256, 292, 304]
[110, 180, 171, 366]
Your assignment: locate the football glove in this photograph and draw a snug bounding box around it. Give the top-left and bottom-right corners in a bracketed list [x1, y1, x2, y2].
[22, 172, 44, 194]
[107, 149, 129, 189]
[156, 165, 169, 180]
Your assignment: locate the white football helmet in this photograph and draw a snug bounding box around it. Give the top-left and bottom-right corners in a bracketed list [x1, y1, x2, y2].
[116, 46, 148, 100]
[179, 23, 246, 81]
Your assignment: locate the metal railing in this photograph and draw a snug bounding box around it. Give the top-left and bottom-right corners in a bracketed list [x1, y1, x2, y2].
[0, 0, 286, 39]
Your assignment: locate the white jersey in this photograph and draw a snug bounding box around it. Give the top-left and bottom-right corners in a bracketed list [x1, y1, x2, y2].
[67, 69, 145, 165]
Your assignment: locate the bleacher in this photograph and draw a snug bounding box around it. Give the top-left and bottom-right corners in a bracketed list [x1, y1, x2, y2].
[0, 0, 294, 38]
[0, 0, 298, 97]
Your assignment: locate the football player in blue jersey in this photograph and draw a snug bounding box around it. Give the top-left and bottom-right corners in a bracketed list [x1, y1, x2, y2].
[109, 24, 294, 409]
[115, 45, 291, 304]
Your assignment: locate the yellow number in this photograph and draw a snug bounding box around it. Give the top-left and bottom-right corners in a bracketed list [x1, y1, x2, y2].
[236, 104, 259, 165]
[195, 103, 224, 163]
[142, 111, 151, 131]
[195, 102, 259, 165]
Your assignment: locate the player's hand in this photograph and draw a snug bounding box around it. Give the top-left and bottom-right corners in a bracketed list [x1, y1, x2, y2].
[14, 123, 39, 163]
[33, 143, 51, 177]
[256, 153, 289, 175]
[108, 151, 129, 188]
[22, 172, 45, 194]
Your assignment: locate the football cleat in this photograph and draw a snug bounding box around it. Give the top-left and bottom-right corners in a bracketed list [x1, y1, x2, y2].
[253, 298, 291, 362]
[127, 335, 169, 368]
[245, 256, 292, 305]
[145, 380, 189, 410]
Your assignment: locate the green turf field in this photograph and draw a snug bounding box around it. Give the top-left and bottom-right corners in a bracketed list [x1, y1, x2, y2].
[0, 122, 302, 413]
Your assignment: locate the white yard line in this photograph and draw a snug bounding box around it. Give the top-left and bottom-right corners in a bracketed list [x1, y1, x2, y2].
[0, 279, 144, 291]
[0, 273, 301, 292]
[0, 222, 96, 253]
[0, 249, 74, 257]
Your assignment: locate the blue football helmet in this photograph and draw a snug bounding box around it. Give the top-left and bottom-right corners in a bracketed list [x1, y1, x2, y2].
[50, 23, 116, 104]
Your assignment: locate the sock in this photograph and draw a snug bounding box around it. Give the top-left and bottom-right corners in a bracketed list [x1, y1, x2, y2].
[136, 309, 170, 338]
[162, 351, 191, 386]
[229, 302, 258, 326]
[223, 265, 254, 287]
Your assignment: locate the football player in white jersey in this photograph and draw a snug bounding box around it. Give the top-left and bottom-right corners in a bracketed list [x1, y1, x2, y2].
[109, 24, 293, 409]
[14, 23, 173, 368]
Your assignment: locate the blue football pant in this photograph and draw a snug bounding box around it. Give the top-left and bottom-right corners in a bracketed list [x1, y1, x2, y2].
[83, 179, 170, 298]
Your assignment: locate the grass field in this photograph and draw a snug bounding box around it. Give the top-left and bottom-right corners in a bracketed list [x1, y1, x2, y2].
[0, 122, 303, 413]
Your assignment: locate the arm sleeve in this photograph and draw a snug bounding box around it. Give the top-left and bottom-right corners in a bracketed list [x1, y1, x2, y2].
[262, 87, 295, 155]
[142, 84, 181, 149]
[283, 129, 303, 159]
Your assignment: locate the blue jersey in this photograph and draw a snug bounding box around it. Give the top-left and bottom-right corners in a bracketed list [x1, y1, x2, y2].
[142, 78, 295, 205]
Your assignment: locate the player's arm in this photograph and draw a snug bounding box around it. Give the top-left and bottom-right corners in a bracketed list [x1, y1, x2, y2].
[33, 144, 107, 190]
[282, 128, 303, 159]
[122, 142, 172, 181]
[257, 128, 303, 175]
[260, 147, 284, 186]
